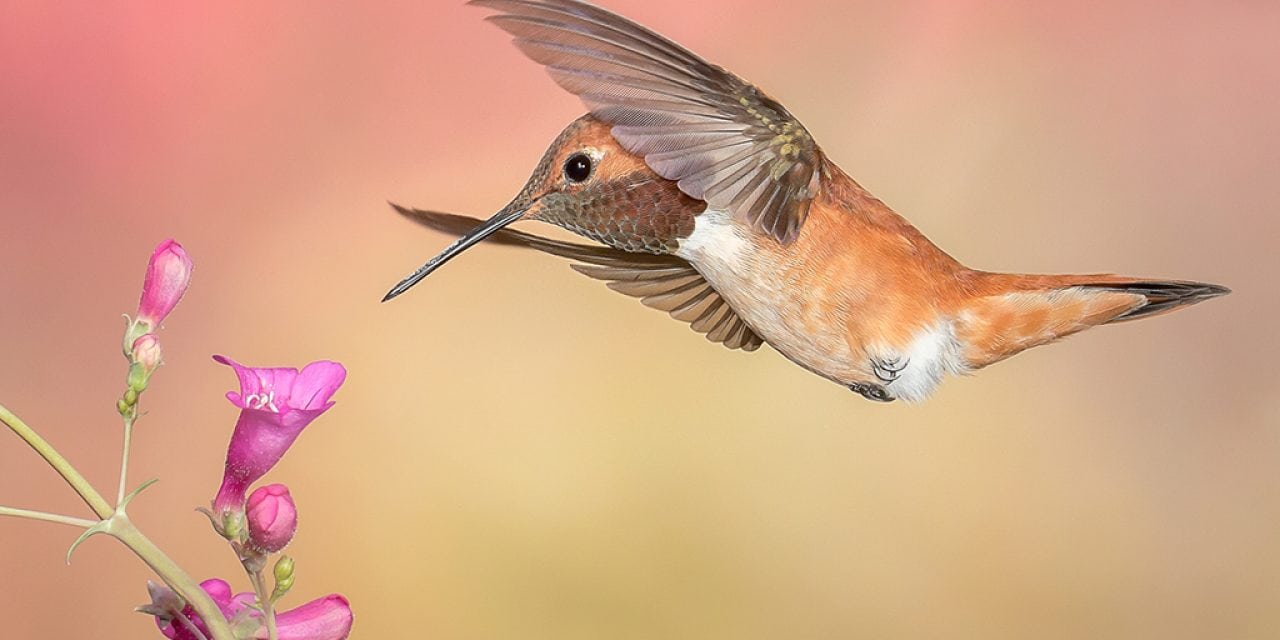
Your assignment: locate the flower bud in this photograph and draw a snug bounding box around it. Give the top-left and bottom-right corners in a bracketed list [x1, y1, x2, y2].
[246, 484, 298, 553]
[272, 555, 296, 601]
[133, 334, 163, 369]
[136, 239, 192, 329]
[126, 334, 163, 393]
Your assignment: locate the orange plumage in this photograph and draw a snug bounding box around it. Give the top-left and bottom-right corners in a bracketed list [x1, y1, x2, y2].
[385, 1, 1228, 403]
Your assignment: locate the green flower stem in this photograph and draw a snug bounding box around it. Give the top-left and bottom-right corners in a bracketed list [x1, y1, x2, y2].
[0, 506, 97, 529]
[116, 414, 136, 506]
[249, 568, 280, 640]
[0, 403, 113, 520]
[1, 403, 235, 640]
[109, 513, 236, 640]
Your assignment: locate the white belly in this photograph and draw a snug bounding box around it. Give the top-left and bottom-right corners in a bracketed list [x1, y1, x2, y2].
[675, 210, 858, 383]
[674, 209, 964, 402]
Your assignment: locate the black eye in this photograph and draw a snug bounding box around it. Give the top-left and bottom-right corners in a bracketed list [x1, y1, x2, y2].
[564, 153, 593, 183]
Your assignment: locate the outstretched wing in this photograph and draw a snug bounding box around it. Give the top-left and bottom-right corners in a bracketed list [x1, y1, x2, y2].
[394, 205, 765, 351]
[471, 0, 822, 244]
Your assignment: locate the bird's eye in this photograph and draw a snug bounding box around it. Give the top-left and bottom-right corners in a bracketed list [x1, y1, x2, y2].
[564, 153, 593, 183]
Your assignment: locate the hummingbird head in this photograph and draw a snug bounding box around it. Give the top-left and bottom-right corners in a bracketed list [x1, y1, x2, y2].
[383, 115, 700, 301]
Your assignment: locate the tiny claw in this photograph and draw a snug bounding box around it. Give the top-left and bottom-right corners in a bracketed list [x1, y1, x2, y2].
[871, 357, 909, 384]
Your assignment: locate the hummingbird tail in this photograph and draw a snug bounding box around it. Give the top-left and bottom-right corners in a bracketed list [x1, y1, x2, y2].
[954, 273, 1230, 369]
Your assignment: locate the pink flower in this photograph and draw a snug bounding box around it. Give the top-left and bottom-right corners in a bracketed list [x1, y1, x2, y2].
[155, 579, 353, 640]
[247, 484, 298, 553]
[211, 356, 346, 527]
[155, 579, 237, 640]
[267, 594, 354, 640]
[136, 240, 193, 328]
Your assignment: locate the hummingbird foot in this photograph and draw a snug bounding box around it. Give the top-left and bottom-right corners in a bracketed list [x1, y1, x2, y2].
[871, 357, 909, 384]
[849, 382, 895, 403]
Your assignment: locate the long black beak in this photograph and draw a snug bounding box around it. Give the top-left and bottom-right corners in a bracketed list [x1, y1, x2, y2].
[382, 204, 526, 302]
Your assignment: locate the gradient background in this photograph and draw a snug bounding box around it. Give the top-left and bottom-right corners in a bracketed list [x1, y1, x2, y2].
[1, 1, 1277, 638]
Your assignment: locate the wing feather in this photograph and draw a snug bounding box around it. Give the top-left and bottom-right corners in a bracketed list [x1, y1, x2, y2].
[393, 205, 764, 351]
[471, 0, 822, 244]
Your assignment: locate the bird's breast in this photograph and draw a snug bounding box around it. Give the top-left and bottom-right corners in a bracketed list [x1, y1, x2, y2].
[674, 204, 969, 401]
[675, 209, 861, 382]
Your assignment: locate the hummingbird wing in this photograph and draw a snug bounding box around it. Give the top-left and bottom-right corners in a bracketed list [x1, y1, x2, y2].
[393, 205, 765, 351]
[471, 0, 822, 245]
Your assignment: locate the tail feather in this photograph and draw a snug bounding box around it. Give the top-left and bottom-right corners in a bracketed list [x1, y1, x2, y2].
[956, 273, 1229, 369]
[1083, 280, 1232, 322]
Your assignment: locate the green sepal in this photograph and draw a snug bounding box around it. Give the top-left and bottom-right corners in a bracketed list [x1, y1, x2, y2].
[135, 604, 171, 618]
[122, 317, 151, 356]
[127, 362, 151, 393]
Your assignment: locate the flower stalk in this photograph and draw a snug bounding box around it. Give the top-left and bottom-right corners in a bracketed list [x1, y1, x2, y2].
[117, 414, 137, 507]
[0, 506, 97, 529]
[0, 402, 237, 640]
[249, 569, 280, 640]
[109, 514, 238, 640]
[1, 403, 113, 519]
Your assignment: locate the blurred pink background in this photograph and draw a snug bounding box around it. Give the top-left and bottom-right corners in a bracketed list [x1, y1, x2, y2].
[1, 1, 1277, 638]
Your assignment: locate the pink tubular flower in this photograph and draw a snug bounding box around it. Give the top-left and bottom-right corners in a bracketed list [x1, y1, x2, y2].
[136, 240, 193, 328]
[247, 484, 298, 553]
[155, 579, 353, 640]
[155, 579, 236, 640]
[211, 356, 346, 524]
[266, 594, 354, 640]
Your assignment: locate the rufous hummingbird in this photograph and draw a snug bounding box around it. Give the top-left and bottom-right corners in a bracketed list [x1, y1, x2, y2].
[384, 0, 1229, 403]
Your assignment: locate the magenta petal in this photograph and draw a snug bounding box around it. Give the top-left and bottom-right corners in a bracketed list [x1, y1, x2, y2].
[213, 355, 300, 409]
[292, 361, 347, 410]
[211, 356, 345, 519]
[230, 592, 258, 615]
[137, 239, 193, 327]
[199, 579, 235, 613]
[212, 408, 323, 514]
[265, 595, 354, 640]
[156, 579, 236, 640]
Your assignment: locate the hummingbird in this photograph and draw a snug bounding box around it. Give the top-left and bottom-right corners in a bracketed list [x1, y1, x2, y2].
[384, 0, 1229, 403]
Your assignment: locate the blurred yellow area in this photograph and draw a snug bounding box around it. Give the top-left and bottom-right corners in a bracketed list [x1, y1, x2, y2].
[1, 1, 1276, 638]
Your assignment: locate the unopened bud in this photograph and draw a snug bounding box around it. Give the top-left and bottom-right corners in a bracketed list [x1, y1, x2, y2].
[136, 240, 192, 328]
[133, 334, 162, 370]
[246, 484, 297, 553]
[272, 555, 296, 601]
[126, 334, 163, 394]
